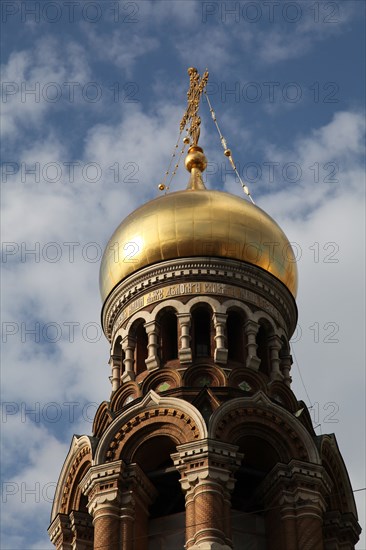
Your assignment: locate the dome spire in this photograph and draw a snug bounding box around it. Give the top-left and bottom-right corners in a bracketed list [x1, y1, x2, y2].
[180, 67, 209, 147]
[185, 145, 207, 190]
[158, 67, 209, 193]
[180, 67, 209, 190]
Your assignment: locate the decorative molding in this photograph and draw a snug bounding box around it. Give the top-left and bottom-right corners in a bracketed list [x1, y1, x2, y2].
[94, 391, 208, 465]
[101, 258, 297, 342]
[209, 392, 320, 465]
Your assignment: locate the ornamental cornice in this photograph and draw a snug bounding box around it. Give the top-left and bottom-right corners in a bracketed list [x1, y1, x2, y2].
[101, 257, 297, 341]
[79, 460, 125, 515]
[256, 459, 332, 510]
[47, 514, 71, 545]
[172, 438, 242, 492]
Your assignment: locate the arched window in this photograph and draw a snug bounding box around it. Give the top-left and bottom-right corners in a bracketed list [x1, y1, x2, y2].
[133, 321, 148, 376]
[133, 436, 185, 548]
[112, 335, 124, 377]
[280, 335, 290, 359]
[192, 305, 212, 358]
[256, 322, 272, 376]
[231, 436, 278, 548]
[227, 310, 246, 363]
[159, 310, 178, 364]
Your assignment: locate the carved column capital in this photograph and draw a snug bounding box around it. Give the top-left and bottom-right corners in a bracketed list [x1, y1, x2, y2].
[48, 513, 72, 550]
[172, 438, 242, 493]
[144, 320, 161, 371]
[121, 335, 136, 382]
[178, 313, 192, 364]
[123, 462, 158, 509]
[268, 334, 284, 381]
[280, 353, 293, 387]
[79, 460, 125, 517]
[172, 439, 242, 549]
[244, 319, 261, 370]
[324, 510, 362, 548]
[69, 510, 93, 550]
[109, 352, 123, 392]
[213, 313, 228, 365]
[258, 459, 332, 513]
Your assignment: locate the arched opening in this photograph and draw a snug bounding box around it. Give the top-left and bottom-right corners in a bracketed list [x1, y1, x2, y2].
[67, 461, 94, 546]
[133, 320, 148, 376]
[227, 310, 246, 363]
[112, 335, 124, 378]
[159, 310, 178, 365]
[133, 436, 185, 549]
[231, 436, 279, 549]
[192, 305, 212, 359]
[233, 436, 279, 511]
[256, 321, 272, 377]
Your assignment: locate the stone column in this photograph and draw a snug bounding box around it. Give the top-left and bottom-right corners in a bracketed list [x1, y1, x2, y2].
[119, 491, 135, 550]
[48, 513, 72, 550]
[213, 313, 228, 365]
[122, 463, 157, 550]
[80, 461, 125, 550]
[280, 353, 293, 387]
[268, 334, 283, 381]
[69, 510, 93, 550]
[144, 321, 160, 371]
[178, 313, 193, 364]
[109, 353, 122, 392]
[244, 320, 261, 370]
[121, 335, 136, 382]
[172, 439, 243, 550]
[258, 460, 331, 550]
[324, 511, 361, 550]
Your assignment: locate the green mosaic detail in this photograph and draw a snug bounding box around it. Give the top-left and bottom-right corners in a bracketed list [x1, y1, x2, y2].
[157, 382, 171, 392]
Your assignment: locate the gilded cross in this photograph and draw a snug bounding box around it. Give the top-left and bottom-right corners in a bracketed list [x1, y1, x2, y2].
[180, 67, 209, 146]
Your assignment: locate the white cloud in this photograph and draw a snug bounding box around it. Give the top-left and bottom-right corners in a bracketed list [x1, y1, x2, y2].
[1, 416, 68, 549]
[253, 1, 356, 63]
[1, 36, 91, 139]
[256, 110, 365, 546]
[82, 24, 159, 75]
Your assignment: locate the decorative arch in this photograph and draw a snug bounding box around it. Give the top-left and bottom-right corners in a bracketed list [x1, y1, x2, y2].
[209, 392, 320, 465]
[150, 299, 181, 317]
[94, 391, 207, 465]
[222, 299, 253, 318]
[226, 307, 247, 363]
[129, 317, 148, 375]
[125, 311, 150, 333]
[141, 368, 182, 395]
[228, 367, 267, 394]
[190, 302, 214, 359]
[109, 381, 142, 412]
[51, 435, 95, 521]
[319, 434, 358, 517]
[183, 363, 226, 388]
[252, 312, 277, 330]
[92, 401, 113, 437]
[156, 307, 179, 365]
[267, 380, 299, 412]
[111, 334, 123, 356]
[255, 317, 274, 377]
[185, 295, 223, 313]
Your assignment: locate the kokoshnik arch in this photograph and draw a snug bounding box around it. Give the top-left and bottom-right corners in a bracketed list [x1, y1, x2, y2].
[49, 68, 361, 550]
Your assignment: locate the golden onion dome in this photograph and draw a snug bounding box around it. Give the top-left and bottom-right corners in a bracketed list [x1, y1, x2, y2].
[99, 167, 298, 302]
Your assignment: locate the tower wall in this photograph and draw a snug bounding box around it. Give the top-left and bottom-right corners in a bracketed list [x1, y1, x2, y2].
[49, 257, 360, 549]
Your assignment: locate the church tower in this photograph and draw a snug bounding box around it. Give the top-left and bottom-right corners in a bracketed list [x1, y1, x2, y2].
[48, 69, 361, 550]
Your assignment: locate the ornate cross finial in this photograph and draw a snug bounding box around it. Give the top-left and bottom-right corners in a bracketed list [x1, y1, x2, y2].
[180, 67, 209, 146]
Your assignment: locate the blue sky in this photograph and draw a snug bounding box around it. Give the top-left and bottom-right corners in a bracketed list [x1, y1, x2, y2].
[1, 1, 365, 548]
